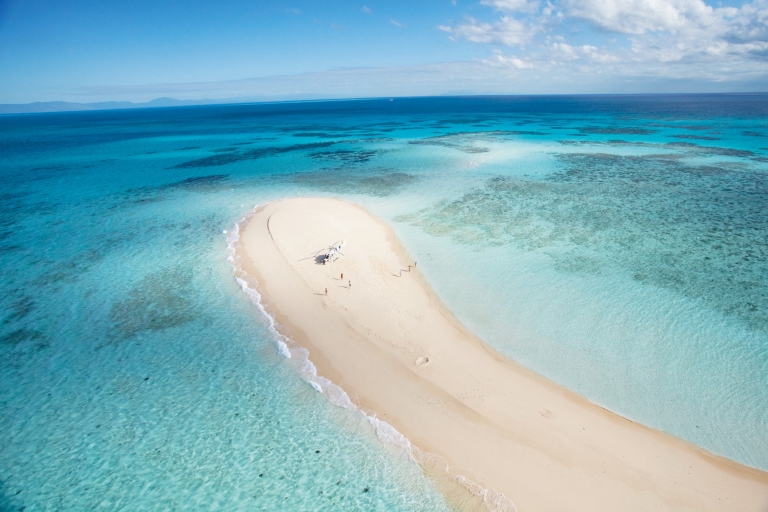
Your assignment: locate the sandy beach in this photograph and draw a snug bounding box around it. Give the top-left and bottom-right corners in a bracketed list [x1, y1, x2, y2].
[236, 197, 768, 512]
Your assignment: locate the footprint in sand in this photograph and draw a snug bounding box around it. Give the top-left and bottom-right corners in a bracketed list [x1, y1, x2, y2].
[415, 356, 430, 366]
[540, 409, 555, 419]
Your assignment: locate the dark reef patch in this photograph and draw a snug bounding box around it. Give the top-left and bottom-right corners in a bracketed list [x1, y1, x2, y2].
[671, 135, 720, 141]
[579, 126, 657, 135]
[398, 152, 768, 330]
[276, 124, 370, 134]
[292, 168, 418, 197]
[679, 125, 715, 131]
[0, 328, 44, 346]
[2, 296, 35, 325]
[557, 139, 758, 160]
[121, 174, 231, 208]
[30, 251, 103, 288]
[166, 174, 230, 191]
[308, 149, 381, 165]
[6, 164, 73, 186]
[359, 137, 395, 143]
[664, 142, 755, 158]
[109, 268, 198, 342]
[436, 117, 499, 125]
[742, 131, 765, 137]
[174, 153, 242, 168]
[292, 132, 340, 138]
[174, 141, 338, 169]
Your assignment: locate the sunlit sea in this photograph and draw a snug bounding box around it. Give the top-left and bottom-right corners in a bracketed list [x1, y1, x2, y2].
[1, 95, 767, 510]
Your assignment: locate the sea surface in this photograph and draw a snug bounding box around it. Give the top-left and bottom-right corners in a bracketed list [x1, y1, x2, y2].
[1, 95, 767, 510]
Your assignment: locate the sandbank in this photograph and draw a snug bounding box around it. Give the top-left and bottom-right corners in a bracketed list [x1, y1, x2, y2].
[236, 197, 768, 512]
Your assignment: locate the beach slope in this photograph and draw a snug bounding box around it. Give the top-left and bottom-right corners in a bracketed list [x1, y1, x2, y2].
[236, 197, 768, 512]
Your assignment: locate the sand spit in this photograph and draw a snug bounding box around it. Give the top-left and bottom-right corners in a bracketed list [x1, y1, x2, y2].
[235, 197, 768, 512]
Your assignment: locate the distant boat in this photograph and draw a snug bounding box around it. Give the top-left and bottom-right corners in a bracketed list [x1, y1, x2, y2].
[389, 98, 393, 102]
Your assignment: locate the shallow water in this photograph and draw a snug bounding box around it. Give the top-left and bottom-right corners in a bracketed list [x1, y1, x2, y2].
[1, 95, 767, 509]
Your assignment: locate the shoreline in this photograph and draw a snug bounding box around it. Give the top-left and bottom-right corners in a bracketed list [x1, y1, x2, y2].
[233, 197, 768, 512]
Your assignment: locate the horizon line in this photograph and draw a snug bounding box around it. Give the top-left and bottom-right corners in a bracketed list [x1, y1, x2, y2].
[3, 91, 768, 116]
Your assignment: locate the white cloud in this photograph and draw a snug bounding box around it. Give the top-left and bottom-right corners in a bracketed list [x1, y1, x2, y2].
[548, 42, 621, 62]
[481, 0, 540, 13]
[550, 42, 581, 60]
[439, 0, 768, 83]
[560, 0, 768, 59]
[362, 6, 372, 14]
[562, 0, 713, 34]
[447, 15, 538, 46]
[613, 0, 768, 65]
[483, 49, 535, 67]
[390, 18, 407, 27]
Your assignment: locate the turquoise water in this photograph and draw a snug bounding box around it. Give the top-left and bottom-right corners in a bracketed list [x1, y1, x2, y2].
[1, 95, 767, 509]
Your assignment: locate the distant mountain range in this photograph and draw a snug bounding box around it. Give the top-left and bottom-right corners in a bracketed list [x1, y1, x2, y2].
[0, 97, 220, 114]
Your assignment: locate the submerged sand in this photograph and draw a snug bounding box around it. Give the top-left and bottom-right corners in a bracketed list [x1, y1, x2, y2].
[236, 197, 768, 512]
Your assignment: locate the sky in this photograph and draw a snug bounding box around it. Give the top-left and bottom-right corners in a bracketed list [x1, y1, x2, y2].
[0, 0, 766, 104]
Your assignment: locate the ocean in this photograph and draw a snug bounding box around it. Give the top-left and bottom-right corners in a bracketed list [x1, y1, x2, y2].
[1, 95, 766, 510]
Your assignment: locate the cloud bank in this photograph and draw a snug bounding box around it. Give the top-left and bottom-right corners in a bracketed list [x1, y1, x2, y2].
[8, 0, 766, 104]
[441, 0, 768, 84]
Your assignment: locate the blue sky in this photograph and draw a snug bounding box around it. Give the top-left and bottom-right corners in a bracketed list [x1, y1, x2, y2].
[1, 0, 767, 103]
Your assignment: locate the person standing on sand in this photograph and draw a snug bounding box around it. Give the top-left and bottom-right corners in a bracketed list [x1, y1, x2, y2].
[325, 288, 328, 295]
[349, 280, 351, 289]
[341, 273, 343, 280]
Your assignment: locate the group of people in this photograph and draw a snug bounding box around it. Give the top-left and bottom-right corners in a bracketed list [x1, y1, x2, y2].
[325, 272, 351, 296]
[325, 262, 417, 294]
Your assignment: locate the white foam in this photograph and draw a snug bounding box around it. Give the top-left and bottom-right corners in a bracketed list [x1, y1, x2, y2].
[225, 218, 291, 360]
[367, 415, 412, 458]
[276, 340, 291, 359]
[226, 204, 516, 512]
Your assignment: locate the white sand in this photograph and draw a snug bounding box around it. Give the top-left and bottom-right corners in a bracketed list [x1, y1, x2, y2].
[237, 197, 768, 512]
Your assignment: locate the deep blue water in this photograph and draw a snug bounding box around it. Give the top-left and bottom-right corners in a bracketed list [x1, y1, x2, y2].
[1, 95, 767, 510]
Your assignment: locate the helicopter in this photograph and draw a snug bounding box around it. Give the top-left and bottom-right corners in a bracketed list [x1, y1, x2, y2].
[311, 239, 346, 265]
